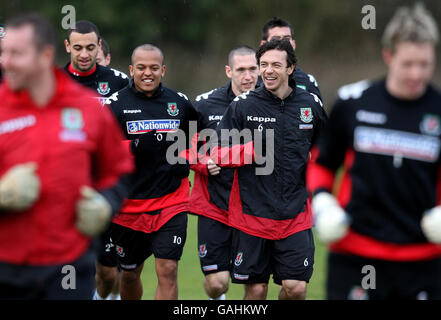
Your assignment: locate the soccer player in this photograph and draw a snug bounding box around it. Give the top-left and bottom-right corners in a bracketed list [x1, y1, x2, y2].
[96, 37, 111, 67]
[190, 46, 259, 300]
[64, 20, 128, 106]
[211, 39, 327, 300]
[0, 13, 133, 299]
[307, 3, 441, 299]
[105, 44, 197, 300]
[64, 21, 129, 301]
[260, 17, 321, 98]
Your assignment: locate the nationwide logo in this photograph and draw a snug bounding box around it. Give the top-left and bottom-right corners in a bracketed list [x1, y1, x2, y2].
[234, 252, 243, 266]
[126, 119, 180, 134]
[300, 107, 313, 123]
[167, 103, 179, 116]
[97, 82, 110, 95]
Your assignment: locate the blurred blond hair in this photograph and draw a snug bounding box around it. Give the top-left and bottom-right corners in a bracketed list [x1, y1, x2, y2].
[382, 2, 439, 52]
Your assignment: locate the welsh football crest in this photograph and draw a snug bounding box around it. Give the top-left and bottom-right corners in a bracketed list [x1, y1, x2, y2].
[97, 82, 110, 95]
[300, 107, 313, 123]
[61, 108, 84, 130]
[167, 103, 179, 116]
[420, 114, 441, 136]
[0, 26, 5, 39]
[234, 252, 243, 266]
[198, 244, 207, 258]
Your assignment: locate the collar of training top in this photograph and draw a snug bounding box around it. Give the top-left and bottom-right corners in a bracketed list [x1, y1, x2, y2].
[66, 62, 97, 77]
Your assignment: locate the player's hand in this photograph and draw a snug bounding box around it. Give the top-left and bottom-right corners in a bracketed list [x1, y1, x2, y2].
[207, 158, 221, 176]
[76, 186, 112, 237]
[0, 162, 41, 211]
[312, 192, 350, 244]
[421, 206, 441, 244]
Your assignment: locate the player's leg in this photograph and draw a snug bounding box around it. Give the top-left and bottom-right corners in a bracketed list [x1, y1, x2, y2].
[243, 283, 268, 300]
[272, 228, 315, 300]
[154, 258, 178, 299]
[111, 223, 152, 300]
[230, 228, 271, 300]
[93, 226, 120, 300]
[152, 212, 188, 300]
[120, 263, 144, 300]
[197, 215, 232, 299]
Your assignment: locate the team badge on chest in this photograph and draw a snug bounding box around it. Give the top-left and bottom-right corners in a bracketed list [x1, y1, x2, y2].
[97, 82, 110, 95]
[300, 107, 313, 123]
[420, 114, 441, 136]
[167, 103, 179, 116]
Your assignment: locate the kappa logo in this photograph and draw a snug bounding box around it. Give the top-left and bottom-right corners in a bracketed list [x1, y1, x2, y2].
[198, 244, 207, 258]
[246, 116, 276, 123]
[167, 103, 179, 116]
[300, 107, 313, 123]
[234, 252, 243, 266]
[97, 82, 110, 95]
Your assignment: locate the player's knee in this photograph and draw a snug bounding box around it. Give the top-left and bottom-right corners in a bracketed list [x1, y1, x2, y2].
[282, 280, 307, 300]
[121, 267, 143, 284]
[245, 283, 268, 299]
[96, 265, 117, 284]
[205, 274, 229, 296]
[156, 259, 178, 280]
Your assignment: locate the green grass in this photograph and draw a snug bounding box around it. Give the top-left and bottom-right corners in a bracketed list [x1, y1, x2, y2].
[140, 171, 329, 300]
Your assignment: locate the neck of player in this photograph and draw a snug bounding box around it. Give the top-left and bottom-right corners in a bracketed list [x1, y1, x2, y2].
[29, 67, 56, 107]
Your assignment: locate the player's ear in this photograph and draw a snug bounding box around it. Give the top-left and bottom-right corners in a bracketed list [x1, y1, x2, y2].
[129, 65, 134, 78]
[64, 39, 71, 53]
[161, 64, 166, 77]
[225, 65, 232, 79]
[382, 48, 393, 66]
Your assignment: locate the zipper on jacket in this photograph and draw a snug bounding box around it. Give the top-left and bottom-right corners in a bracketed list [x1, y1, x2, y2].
[280, 100, 285, 113]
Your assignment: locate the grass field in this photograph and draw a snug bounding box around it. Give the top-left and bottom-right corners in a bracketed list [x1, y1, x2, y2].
[140, 171, 329, 300]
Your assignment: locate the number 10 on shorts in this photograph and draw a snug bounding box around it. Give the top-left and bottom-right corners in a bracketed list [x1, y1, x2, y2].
[173, 236, 182, 245]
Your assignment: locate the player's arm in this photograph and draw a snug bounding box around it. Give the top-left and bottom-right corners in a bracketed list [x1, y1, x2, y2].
[307, 99, 351, 243]
[76, 103, 134, 237]
[209, 100, 255, 168]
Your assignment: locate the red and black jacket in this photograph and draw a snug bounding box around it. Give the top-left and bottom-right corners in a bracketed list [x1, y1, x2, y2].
[189, 82, 236, 224]
[307, 79, 441, 261]
[212, 83, 327, 239]
[105, 81, 197, 233]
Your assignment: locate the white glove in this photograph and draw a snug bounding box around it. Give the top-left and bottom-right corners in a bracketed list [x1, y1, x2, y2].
[76, 186, 112, 237]
[0, 162, 41, 211]
[421, 206, 441, 244]
[312, 192, 350, 244]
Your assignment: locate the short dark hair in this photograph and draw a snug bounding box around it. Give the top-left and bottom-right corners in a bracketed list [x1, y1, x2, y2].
[262, 17, 293, 41]
[5, 13, 57, 52]
[67, 20, 100, 42]
[227, 45, 255, 66]
[256, 39, 297, 68]
[100, 37, 110, 56]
